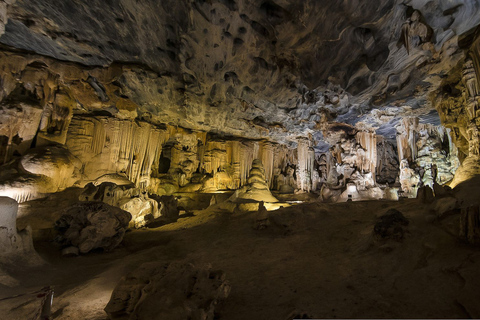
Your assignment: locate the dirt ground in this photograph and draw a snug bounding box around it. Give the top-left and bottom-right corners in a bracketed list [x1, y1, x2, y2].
[2, 190, 480, 319]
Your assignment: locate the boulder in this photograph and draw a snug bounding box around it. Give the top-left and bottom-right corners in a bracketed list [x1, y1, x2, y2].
[55, 202, 131, 254]
[373, 209, 409, 241]
[105, 261, 231, 320]
[432, 196, 458, 217]
[119, 196, 160, 228]
[158, 195, 179, 222]
[253, 201, 270, 230]
[460, 205, 480, 245]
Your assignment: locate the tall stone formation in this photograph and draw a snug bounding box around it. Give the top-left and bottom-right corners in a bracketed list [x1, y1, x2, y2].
[0, 196, 42, 274]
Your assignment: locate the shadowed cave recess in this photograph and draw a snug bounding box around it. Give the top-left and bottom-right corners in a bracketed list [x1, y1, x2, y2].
[2, 0, 480, 319]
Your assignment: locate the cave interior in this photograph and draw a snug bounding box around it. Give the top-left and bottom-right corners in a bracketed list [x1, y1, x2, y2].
[2, 0, 480, 319]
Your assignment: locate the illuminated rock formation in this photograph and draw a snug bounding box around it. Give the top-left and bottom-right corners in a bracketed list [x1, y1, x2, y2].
[232, 159, 278, 202]
[436, 51, 480, 187]
[80, 182, 160, 228]
[0, 1, 477, 204]
[396, 117, 459, 190]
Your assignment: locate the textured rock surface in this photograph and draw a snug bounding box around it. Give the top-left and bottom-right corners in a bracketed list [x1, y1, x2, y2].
[2, 2, 480, 319]
[55, 201, 131, 253]
[79, 182, 162, 228]
[0, 0, 477, 145]
[105, 261, 231, 320]
[19, 145, 81, 189]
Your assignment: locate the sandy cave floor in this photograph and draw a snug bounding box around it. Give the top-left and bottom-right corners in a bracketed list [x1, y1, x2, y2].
[2, 195, 480, 319]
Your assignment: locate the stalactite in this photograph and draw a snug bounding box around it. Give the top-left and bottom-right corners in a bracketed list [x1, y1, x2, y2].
[259, 141, 275, 188]
[91, 119, 106, 155]
[66, 116, 169, 187]
[60, 115, 323, 194]
[239, 140, 255, 187]
[296, 137, 313, 192]
[203, 140, 227, 174]
[356, 131, 377, 178]
[231, 141, 242, 189]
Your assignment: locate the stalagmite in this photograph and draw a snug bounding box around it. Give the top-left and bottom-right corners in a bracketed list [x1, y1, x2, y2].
[220, 159, 279, 212]
[0, 197, 42, 268]
[0, 104, 43, 165]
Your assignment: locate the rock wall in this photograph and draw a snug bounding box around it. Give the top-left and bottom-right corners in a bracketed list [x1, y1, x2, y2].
[434, 32, 480, 187]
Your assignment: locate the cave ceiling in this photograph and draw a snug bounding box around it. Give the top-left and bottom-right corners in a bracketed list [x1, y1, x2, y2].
[1, 0, 480, 147]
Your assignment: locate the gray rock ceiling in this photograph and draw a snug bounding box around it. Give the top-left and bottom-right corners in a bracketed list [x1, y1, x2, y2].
[1, 0, 480, 146]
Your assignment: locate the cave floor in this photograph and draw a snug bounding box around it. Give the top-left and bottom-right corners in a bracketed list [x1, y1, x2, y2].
[2, 197, 480, 319]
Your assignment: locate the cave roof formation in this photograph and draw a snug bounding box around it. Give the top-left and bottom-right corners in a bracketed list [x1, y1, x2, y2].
[0, 0, 478, 148]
